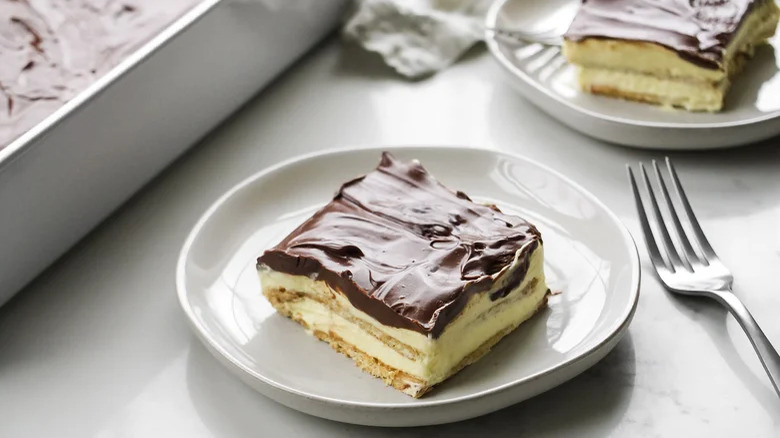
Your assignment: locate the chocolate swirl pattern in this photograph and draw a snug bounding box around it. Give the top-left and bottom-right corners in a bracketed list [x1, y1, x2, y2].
[0, 0, 201, 149]
[564, 0, 760, 68]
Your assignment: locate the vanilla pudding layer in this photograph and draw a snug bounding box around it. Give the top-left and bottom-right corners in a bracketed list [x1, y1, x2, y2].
[259, 245, 548, 398]
[577, 68, 731, 111]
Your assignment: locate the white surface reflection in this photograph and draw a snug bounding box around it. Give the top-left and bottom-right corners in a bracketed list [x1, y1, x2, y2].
[755, 35, 780, 112]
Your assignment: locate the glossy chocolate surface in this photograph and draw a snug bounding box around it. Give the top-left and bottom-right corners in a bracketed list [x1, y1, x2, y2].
[564, 0, 762, 69]
[257, 153, 542, 338]
[0, 0, 201, 149]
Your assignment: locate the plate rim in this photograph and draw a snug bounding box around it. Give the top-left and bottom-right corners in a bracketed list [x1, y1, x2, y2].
[484, 0, 780, 130]
[176, 145, 641, 410]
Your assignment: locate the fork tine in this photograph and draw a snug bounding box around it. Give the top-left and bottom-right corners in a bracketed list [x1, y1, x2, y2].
[665, 158, 719, 260]
[639, 162, 685, 270]
[526, 47, 562, 73]
[490, 28, 563, 46]
[538, 50, 567, 81]
[627, 166, 668, 271]
[491, 27, 562, 39]
[496, 34, 561, 46]
[652, 160, 703, 267]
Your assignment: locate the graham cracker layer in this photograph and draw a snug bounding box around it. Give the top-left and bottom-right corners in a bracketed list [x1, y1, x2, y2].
[262, 284, 548, 398]
[588, 84, 721, 108]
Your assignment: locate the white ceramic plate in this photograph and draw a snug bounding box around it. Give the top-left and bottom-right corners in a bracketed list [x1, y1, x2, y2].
[486, 0, 780, 150]
[176, 146, 640, 426]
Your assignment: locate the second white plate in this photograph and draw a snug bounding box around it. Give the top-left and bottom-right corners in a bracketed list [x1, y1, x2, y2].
[486, 0, 780, 149]
[177, 146, 640, 426]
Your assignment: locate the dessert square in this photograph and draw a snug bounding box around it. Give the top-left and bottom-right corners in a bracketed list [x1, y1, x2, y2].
[256, 153, 550, 397]
[562, 0, 780, 111]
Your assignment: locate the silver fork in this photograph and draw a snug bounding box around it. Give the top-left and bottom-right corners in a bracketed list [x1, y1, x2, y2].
[628, 158, 780, 398]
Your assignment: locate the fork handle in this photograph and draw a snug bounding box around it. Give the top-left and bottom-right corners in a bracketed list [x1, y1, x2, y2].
[717, 291, 780, 398]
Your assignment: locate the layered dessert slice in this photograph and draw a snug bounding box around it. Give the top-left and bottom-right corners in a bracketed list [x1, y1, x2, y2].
[256, 153, 549, 398]
[562, 0, 780, 111]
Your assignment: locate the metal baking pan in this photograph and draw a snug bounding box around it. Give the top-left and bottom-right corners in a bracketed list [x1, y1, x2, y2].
[0, 0, 347, 304]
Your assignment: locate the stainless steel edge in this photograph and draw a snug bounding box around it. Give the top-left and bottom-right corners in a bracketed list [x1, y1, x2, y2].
[0, 0, 349, 304]
[0, 0, 223, 170]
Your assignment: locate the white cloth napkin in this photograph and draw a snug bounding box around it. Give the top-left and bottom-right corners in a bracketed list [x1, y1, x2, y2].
[343, 0, 493, 78]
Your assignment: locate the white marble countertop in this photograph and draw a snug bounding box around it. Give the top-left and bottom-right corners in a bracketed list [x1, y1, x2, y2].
[2, 40, 780, 437]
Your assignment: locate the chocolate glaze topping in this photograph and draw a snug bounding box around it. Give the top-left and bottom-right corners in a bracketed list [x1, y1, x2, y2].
[564, 0, 762, 69]
[0, 0, 201, 149]
[257, 153, 542, 338]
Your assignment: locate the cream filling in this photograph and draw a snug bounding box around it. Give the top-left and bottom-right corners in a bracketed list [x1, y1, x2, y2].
[563, 0, 780, 82]
[578, 67, 729, 111]
[259, 244, 548, 384]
